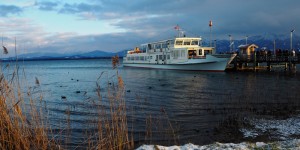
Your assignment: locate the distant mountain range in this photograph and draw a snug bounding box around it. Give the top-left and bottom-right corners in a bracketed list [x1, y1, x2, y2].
[210, 34, 300, 53]
[3, 50, 127, 61]
[3, 34, 300, 61]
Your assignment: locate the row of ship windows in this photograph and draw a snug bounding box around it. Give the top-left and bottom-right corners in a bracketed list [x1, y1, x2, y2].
[127, 56, 153, 61]
[127, 50, 191, 61]
[126, 55, 172, 61]
[175, 40, 199, 46]
[127, 49, 211, 61]
[139, 43, 170, 51]
[139, 40, 200, 51]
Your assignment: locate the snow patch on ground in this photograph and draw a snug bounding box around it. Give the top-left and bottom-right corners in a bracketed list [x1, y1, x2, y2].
[240, 115, 300, 140]
[137, 116, 300, 150]
[136, 139, 300, 150]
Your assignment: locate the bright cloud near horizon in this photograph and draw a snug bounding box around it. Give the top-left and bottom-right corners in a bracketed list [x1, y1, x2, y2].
[0, 0, 299, 56]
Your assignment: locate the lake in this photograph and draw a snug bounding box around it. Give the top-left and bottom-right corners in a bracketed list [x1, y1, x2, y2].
[2, 59, 300, 148]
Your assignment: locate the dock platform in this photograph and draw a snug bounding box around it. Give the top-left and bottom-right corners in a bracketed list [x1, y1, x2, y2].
[228, 54, 300, 72]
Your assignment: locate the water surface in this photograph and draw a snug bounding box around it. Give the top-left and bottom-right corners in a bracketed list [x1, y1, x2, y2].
[2, 59, 300, 148]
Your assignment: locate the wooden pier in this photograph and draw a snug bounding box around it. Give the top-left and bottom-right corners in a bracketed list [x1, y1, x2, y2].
[229, 53, 300, 72]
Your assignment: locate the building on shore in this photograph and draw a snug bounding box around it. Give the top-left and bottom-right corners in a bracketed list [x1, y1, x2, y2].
[238, 44, 259, 56]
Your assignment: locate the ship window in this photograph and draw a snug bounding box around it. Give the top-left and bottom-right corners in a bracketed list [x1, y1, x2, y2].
[150, 56, 153, 59]
[173, 51, 179, 59]
[159, 55, 162, 60]
[176, 40, 183, 45]
[140, 56, 144, 60]
[135, 56, 139, 60]
[181, 50, 185, 57]
[148, 44, 152, 50]
[192, 41, 198, 45]
[188, 50, 196, 58]
[155, 44, 161, 49]
[167, 55, 170, 59]
[163, 55, 166, 60]
[162, 43, 168, 48]
[184, 41, 191, 45]
[199, 49, 203, 55]
[140, 45, 147, 52]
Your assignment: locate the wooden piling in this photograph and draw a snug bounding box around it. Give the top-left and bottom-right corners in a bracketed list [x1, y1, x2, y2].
[229, 53, 299, 72]
[253, 52, 256, 71]
[267, 62, 271, 71]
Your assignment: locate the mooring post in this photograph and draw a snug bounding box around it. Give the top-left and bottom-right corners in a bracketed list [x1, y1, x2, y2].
[253, 51, 256, 71]
[234, 56, 237, 70]
[289, 54, 292, 71]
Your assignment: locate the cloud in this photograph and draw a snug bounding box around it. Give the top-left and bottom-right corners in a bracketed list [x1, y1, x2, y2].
[27, 32, 148, 53]
[2, 0, 300, 55]
[31, 0, 300, 37]
[59, 2, 102, 15]
[0, 5, 22, 17]
[0, 16, 140, 55]
[35, 1, 59, 11]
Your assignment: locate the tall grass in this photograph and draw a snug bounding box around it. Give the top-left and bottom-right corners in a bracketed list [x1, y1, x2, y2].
[0, 65, 55, 149]
[0, 55, 176, 149]
[90, 55, 134, 149]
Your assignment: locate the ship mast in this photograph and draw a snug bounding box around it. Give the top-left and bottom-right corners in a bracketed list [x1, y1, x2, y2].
[209, 20, 212, 47]
[174, 24, 183, 37]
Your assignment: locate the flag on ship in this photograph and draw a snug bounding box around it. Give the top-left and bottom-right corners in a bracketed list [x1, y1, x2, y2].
[209, 20, 212, 27]
[174, 25, 180, 30]
[2, 46, 8, 54]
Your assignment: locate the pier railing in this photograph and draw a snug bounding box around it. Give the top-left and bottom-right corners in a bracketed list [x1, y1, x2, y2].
[230, 53, 300, 71]
[235, 54, 300, 63]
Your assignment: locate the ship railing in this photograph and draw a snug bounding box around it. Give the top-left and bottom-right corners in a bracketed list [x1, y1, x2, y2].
[212, 54, 232, 58]
[188, 56, 206, 59]
[236, 54, 299, 63]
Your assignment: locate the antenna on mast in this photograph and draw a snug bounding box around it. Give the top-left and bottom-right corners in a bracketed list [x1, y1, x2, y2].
[174, 24, 181, 37]
[209, 20, 213, 47]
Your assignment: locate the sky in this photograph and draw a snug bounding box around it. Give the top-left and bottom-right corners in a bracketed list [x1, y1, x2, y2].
[0, 0, 300, 55]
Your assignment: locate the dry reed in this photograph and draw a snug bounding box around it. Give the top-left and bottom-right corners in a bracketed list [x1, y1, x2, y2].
[85, 55, 134, 150]
[0, 64, 56, 149]
[1, 54, 177, 149]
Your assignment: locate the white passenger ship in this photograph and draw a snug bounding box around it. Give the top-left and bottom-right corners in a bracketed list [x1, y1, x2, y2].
[123, 36, 236, 71]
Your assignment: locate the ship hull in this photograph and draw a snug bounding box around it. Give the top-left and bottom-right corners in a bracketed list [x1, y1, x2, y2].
[123, 60, 229, 71]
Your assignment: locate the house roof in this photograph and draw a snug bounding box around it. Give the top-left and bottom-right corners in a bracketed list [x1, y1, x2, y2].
[238, 44, 259, 49]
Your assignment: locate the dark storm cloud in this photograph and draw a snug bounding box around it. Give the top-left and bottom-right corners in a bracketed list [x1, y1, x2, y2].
[3, 0, 300, 54]
[35, 1, 59, 11]
[31, 0, 300, 38]
[0, 5, 22, 17]
[106, 0, 300, 39]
